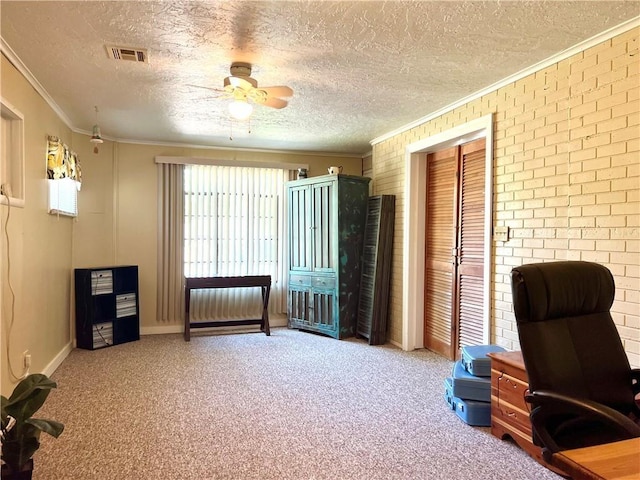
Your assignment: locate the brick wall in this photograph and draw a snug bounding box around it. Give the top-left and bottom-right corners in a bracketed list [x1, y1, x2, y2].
[371, 28, 639, 366]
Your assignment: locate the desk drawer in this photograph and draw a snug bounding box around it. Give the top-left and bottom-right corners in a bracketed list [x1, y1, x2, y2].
[312, 276, 335, 289]
[492, 371, 532, 435]
[290, 274, 311, 287]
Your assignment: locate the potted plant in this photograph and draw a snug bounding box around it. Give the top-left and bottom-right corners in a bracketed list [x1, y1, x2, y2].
[1, 374, 64, 480]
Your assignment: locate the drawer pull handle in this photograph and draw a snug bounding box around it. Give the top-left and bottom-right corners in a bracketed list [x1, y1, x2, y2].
[505, 378, 518, 389]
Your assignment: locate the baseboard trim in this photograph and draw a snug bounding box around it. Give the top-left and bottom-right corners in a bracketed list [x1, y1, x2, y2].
[140, 325, 183, 335]
[43, 341, 73, 377]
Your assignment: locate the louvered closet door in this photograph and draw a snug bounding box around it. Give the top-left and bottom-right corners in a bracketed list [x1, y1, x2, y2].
[455, 138, 486, 351]
[424, 147, 457, 357]
[424, 139, 486, 360]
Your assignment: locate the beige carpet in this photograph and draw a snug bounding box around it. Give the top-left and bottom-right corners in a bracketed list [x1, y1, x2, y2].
[34, 328, 562, 479]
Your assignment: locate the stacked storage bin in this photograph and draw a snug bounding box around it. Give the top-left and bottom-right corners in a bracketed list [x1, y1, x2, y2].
[444, 345, 506, 426]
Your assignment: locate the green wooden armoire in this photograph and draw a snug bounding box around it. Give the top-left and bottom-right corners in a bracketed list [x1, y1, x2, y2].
[287, 174, 370, 339]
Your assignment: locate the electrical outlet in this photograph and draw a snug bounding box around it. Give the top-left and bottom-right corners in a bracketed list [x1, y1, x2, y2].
[494, 226, 510, 242]
[23, 350, 31, 369]
[0, 183, 13, 197]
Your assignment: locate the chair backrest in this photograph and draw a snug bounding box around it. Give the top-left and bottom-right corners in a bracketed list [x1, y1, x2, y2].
[511, 261, 634, 415]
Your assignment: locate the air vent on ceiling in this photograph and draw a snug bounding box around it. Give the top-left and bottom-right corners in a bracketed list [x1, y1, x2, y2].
[106, 45, 148, 63]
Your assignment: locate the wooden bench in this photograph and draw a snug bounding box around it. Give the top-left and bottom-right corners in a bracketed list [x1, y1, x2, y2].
[184, 275, 271, 341]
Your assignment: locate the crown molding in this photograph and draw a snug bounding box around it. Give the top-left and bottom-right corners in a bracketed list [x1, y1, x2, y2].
[85, 132, 364, 158]
[371, 16, 640, 146]
[1, 36, 74, 129]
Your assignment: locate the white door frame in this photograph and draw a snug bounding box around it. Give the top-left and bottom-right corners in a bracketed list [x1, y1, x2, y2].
[402, 114, 494, 351]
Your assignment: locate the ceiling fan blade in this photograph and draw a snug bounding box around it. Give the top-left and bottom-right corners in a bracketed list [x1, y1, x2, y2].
[260, 97, 289, 109]
[186, 84, 221, 92]
[259, 86, 294, 98]
[186, 84, 230, 99]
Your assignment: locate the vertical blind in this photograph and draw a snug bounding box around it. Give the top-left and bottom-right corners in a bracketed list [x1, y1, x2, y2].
[157, 163, 184, 323]
[183, 164, 289, 321]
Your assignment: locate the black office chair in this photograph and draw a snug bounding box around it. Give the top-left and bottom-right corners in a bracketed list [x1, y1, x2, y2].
[510, 261, 640, 462]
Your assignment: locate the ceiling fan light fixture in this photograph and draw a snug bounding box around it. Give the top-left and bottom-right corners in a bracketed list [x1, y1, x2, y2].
[89, 106, 104, 154]
[90, 124, 103, 144]
[228, 99, 253, 120]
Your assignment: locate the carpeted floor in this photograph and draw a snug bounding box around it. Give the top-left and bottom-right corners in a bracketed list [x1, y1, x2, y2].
[34, 328, 562, 479]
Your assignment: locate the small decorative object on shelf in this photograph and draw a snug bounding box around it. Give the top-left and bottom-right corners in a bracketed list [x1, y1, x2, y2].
[1, 374, 64, 480]
[74, 265, 140, 349]
[297, 168, 308, 179]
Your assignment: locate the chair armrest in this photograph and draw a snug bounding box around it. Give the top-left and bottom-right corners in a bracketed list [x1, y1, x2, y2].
[632, 369, 640, 418]
[526, 390, 640, 461]
[631, 368, 640, 396]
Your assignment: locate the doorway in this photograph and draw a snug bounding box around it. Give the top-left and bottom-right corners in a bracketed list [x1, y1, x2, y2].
[401, 114, 493, 352]
[424, 138, 486, 359]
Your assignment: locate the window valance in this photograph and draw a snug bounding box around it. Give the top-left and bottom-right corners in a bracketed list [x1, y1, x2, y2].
[154, 155, 308, 171]
[47, 135, 82, 182]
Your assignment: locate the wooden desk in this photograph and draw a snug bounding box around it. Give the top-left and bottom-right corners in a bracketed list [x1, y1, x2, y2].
[552, 438, 640, 480]
[488, 352, 542, 460]
[184, 275, 271, 341]
[488, 351, 567, 476]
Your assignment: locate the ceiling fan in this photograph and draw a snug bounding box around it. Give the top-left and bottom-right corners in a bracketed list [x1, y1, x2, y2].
[198, 62, 294, 120]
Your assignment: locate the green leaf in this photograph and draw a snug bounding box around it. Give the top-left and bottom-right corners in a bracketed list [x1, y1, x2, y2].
[26, 418, 64, 438]
[4, 374, 57, 422]
[1, 395, 9, 430]
[8, 374, 57, 404]
[1, 435, 39, 471]
[1, 374, 63, 471]
[17, 435, 40, 471]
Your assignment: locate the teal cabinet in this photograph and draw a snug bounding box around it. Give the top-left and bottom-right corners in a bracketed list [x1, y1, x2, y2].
[287, 174, 370, 339]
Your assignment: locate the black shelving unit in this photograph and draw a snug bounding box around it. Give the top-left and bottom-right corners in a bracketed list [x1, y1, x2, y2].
[74, 265, 140, 350]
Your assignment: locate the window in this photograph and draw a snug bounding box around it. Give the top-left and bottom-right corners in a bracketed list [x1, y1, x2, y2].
[47, 177, 79, 217]
[157, 158, 299, 322]
[0, 99, 25, 206]
[183, 164, 287, 278]
[182, 164, 289, 320]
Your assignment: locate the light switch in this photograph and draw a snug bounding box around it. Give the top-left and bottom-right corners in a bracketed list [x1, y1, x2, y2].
[494, 226, 509, 242]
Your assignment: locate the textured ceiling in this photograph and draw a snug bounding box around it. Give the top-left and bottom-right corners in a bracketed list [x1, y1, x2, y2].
[1, 1, 638, 154]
